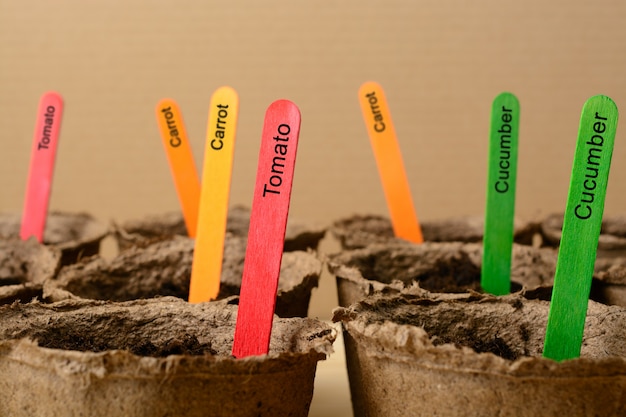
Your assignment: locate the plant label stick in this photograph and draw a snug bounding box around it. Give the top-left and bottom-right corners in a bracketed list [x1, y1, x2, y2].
[358, 81, 423, 243]
[155, 99, 201, 237]
[189, 86, 239, 303]
[232, 100, 301, 358]
[20, 92, 64, 242]
[481, 92, 520, 295]
[543, 95, 618, 362]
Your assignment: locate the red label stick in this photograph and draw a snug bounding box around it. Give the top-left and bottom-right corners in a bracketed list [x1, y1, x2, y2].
[20, 92, 64, 242]
[232, 100, 301, 358]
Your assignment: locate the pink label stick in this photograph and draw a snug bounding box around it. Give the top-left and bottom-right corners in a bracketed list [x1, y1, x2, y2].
[232, 100, 301, 358]
[20, 92, 64, 242]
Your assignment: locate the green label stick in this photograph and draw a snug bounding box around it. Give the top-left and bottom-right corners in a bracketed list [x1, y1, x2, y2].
[481, 92, 520, 295]
[543, 95, 618, 361]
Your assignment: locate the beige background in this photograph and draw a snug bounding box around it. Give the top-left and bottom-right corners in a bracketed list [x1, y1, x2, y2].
[3, 0, 626, 224]
[2, 1, 626, 415]
[2, 0, 626, 320]
[0, 0, 626, 317]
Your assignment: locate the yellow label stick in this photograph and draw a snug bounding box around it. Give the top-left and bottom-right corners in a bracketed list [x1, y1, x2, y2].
[155, 99, 201, 237]
[358, 81, 423, 243]
[189, 86, 239, 303]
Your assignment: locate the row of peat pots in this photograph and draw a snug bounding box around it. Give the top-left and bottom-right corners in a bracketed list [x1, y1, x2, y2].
[0, 208, 331, 417]
[2, 209, 626, 416]
[328, 213, 626, 417]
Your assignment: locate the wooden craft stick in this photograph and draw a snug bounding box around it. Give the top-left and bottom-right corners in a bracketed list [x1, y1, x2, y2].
[20, 92, 64, 242]
[155, 99, 201, 237]
[232, 99, 301, 358]
[358, 81, 423, 243]
[189, 86, 239, 303]
[481, 92, 520, 295]
[543, 95, 618, 361]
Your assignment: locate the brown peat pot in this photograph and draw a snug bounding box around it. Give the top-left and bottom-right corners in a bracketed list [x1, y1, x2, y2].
[333, 290, 626, 417]
[0, 238, 60, 305]
[0, 211, 109, 265]
[115, 205, 327, 252]
[330, 214, 538, 250]
[0, 297, 335, 417]
[45, 234, 321, 318]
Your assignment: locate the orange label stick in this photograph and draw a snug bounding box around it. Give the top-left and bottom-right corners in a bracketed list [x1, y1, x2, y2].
[155, 99, 201, 237]
[358, 81, 423, 243]
[189, 86, 239, 303]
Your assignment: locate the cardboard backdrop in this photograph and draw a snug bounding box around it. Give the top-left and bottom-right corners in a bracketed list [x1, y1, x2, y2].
[2, 0, 626, 318]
